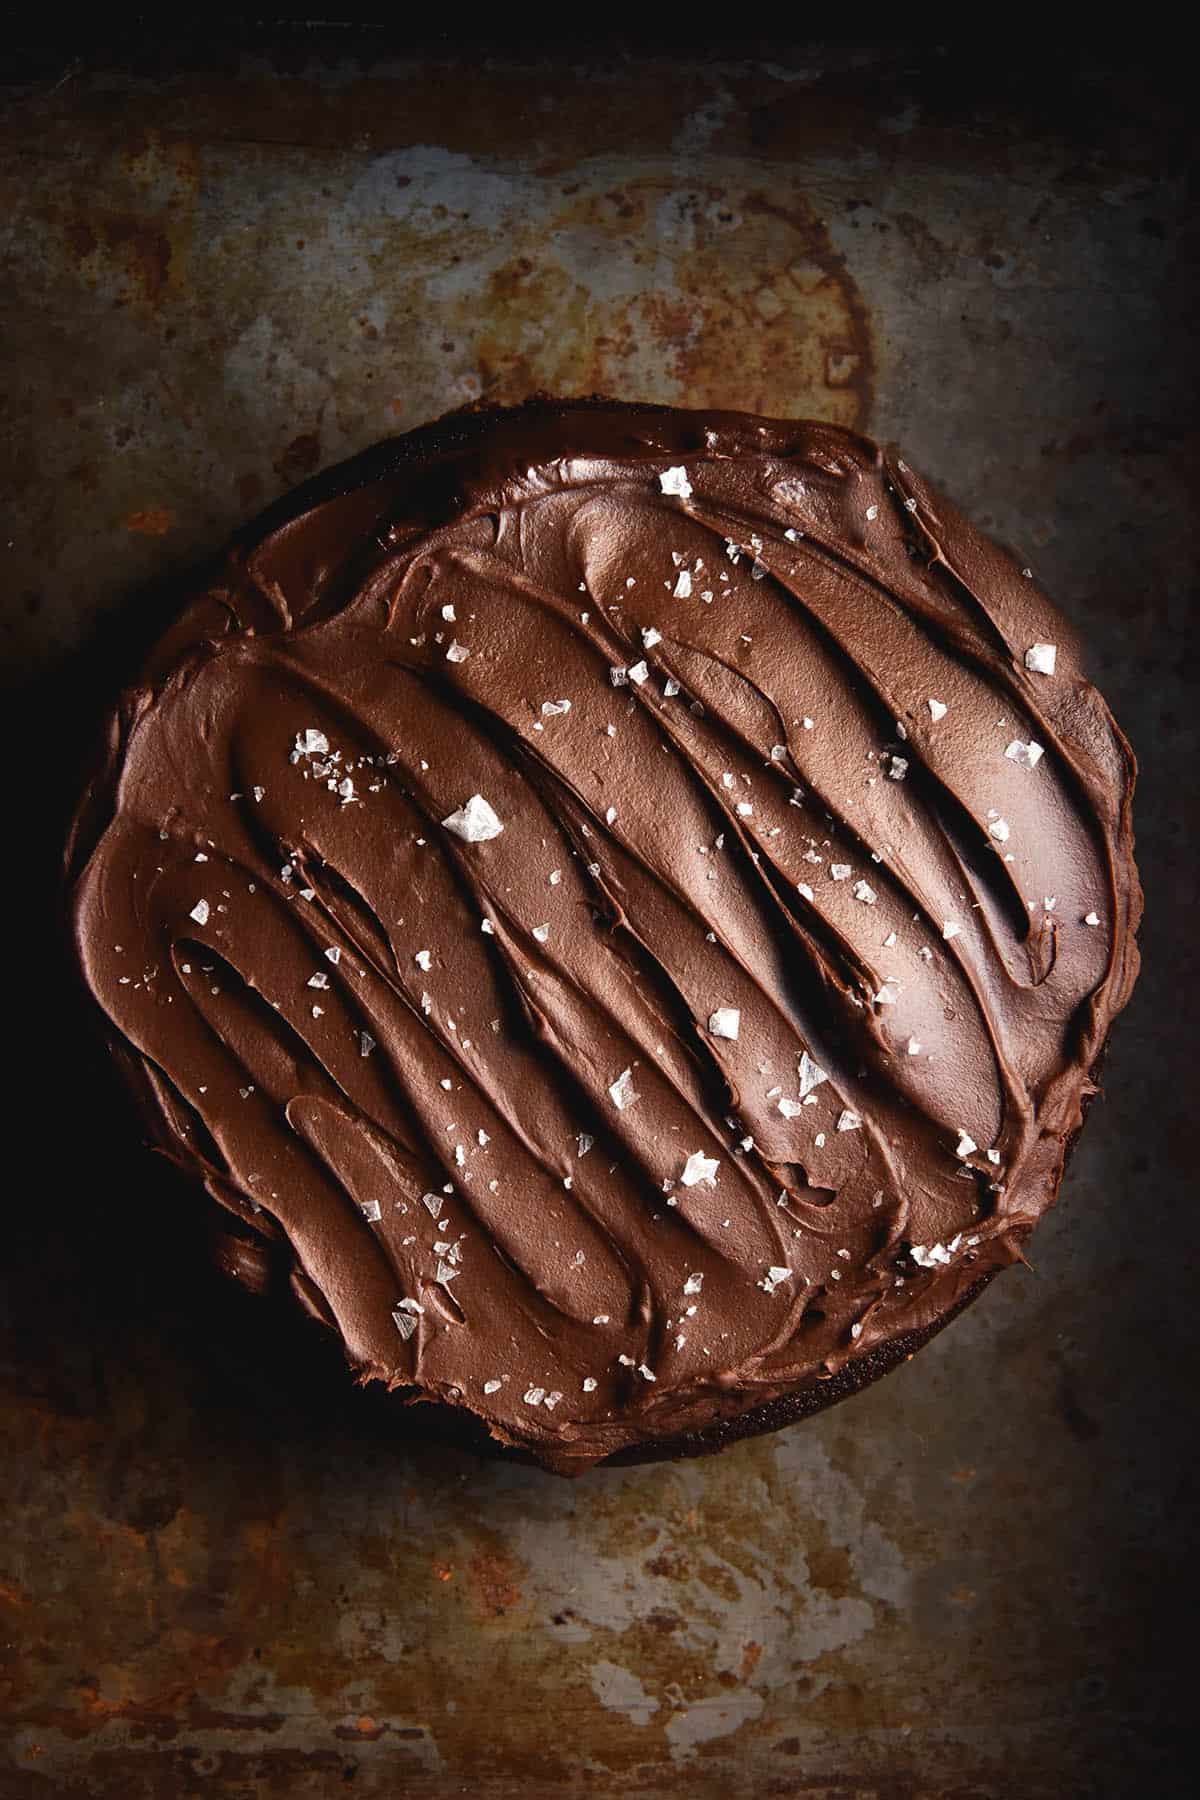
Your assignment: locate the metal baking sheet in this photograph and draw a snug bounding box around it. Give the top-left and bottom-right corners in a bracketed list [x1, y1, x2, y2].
[2, 37, 1193, 1799]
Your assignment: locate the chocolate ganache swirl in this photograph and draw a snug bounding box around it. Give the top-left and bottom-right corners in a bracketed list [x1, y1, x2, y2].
[68, 402, 1140, 1473]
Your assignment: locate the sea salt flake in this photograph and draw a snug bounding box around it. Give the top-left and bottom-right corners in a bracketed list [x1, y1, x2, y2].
[483, 1379, 502, 1394]
[683, 1272, 703, 1295]
[942, 920, 961, 940]
[360, 1199, 382, 1223]
[642, 626, 662, 648]
[605, 806, 618, 825]
[421, 1192, 444, 1219]
[1083, 911, 1101, 926]
[888, 756, 908, 782]
[324, 946, 341, 965]
[837, 1110, 862, 1132]
[609, 1068, 639, 1111]
[928, 698, 948, 721]
[866, 504, 879, 521]
[307, 972, 329, 989]
[1025, 642, 1057, 675]
[907, 1036, 922, 1055]
[1005, 738, 1045, 770]
[681, 1151, 720, 1187]
[735, 801, 753, 817]
[542, 698, 572, 716]
[910, 1242, 952, 1269]
[673, 570, 692, 599]
[797, 882, 814, 901]
[435, 1259, 459, 1286]
[628, 660, 650, 685]
[414, 950, 432, 971]
[852, 880, 877, 905]
[295, 729, 329, 756]
[664, 678, 681, 698]
[831, 864, 851, 881]
[778, 1096, 804, 1119]
[532, 923, 550, 943]
[708, 1007, 740, 1040]
[189, 899, 210, 926]
[576, 1132, 594, 1157]
[759, 1265, 792, 1294]
[955, 1130, 978, 1159]
[874, 982, 899, 1005]
[583, 1377, 598, 1392]
[442, 794, 504, 843]
[638, 1364, 656, 1382]
[359, 1031, 375, 1057]
[481, 918, 495, 935]
[523, 1386, 546, 1406]
[392, 1309, 418, 1340]
[660, 465, 692, 498]
[798, 1052, 827, 1097]
[446, 640, 470, 663]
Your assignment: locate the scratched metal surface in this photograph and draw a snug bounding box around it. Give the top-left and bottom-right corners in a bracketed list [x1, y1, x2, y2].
[1, 39, 1195, 1800]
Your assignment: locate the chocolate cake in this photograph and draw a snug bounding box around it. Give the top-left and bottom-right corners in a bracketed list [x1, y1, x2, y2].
[67, 401, 1141, 1474]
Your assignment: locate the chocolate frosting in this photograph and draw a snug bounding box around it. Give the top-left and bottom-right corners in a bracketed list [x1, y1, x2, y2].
[67, 401, 1141, 1474]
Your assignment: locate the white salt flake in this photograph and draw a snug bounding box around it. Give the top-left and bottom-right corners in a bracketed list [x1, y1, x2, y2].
[392, 1309, 418, 1341]
[324, 946, 341, 965]
[836, 1110, 862, 1132]
[359, 1031, 375, 1057]
[681, 1151, 720, 1187]
[664, 678, 680, 698]
[759, 1265, 792, 1294]
[307, 972, 329, 989]
[532, 923, 550, 943]
[852, 880, 877, 905]
[888, 756, 908, 782]
[660, 465, 692, 499]
[360, 1199, 382, 1223]
[910, 1242, 952, 1269]
[928, 698, 948, 721]
[1083, 911, 1101, 926]
[446, 640, 470, 663]
[735, 801, 753, 818]
[642, 626, 662, 648]
[683, 1272, 703, 1296]
[295, 728, 329, 756]
[583, 1377, 598, 1392]
[189, 899, 210, 926]
[906, 1036, 922, 1055]
[942, 920, 961, 940]
[1025, 643, 1057, 675]
[673, 570, 693, 599]
[523, 1386, 546, 1406]
[442, 794, 504, 843]
[414, 950, 432, 972]
[831, 864, 851, 881]
[778, 1096, 804, 1119]
[628, 660, 650, 685]
[542, 698, 572, 717]
[798, 1052, 827, 1097]
[708, 1007, 740, 1040]
[1005, 739, 1045, 770]
[483, 1378, 502, 1394]
[608, 1068, 639, 1111]
[955, 1130, 978, 1159]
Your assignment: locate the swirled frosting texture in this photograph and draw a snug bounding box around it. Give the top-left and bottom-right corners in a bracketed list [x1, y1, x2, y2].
[69, 403, 1140, 1472]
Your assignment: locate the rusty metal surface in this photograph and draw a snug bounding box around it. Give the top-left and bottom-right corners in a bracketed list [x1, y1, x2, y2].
[1, 39, 1195, 1800]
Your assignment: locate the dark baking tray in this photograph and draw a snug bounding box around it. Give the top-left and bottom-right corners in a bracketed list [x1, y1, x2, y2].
[1, 33, 1195, 1800]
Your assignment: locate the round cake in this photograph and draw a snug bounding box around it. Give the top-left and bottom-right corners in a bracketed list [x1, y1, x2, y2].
[67, 401, 1141, 1474]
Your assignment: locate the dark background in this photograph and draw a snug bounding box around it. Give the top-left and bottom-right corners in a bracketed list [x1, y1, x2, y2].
[1, 30, 1196, 1800]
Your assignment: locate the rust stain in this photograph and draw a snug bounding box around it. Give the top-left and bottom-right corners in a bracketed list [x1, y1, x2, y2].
[124, 507, 175, 536]
[467, 1548, 523, 1618]
[442, 176, 874, 425]
[738, 1640, 763, 1682]
[273, 430, 323, 487]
